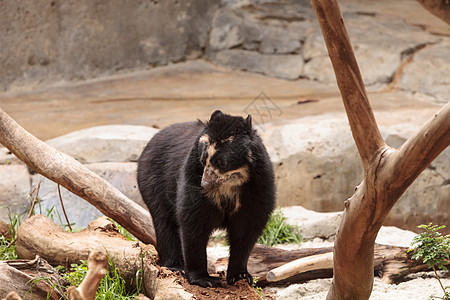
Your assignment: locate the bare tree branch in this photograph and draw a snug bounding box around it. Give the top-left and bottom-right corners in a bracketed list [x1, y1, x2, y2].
[0, 108, 156, 245]
[309, 0, 450, 299]
[310, 0, 386, 171]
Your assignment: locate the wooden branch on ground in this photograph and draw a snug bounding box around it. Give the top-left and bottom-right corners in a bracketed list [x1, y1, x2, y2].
[0, 256, 63, 300]
[15, 215, 262, 299]
[216, 244, 450, 286]
[67, 251, 107, 300]
[16, 215, 158, 291]
[310, 0, 450, 299]
[0, 108, 156, 246]
[266, 252, 334, 282]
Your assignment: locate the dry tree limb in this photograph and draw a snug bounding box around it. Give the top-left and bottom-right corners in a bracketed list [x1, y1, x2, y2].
[67, 250, 107, 300]
[310, 0, 450, 299]
[266, 252, 334, 282]
[16, 215, 158, 290]
[258, 244, 450, 284]
[0, 256, 63, 300]
[0, 108, 156, 245]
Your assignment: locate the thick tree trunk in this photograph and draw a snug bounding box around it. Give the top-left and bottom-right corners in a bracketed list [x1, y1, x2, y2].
[0, 108, 156, 246]
[310, 0, 450, 299]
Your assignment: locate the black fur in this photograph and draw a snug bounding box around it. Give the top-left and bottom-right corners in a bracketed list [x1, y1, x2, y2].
[137, 110, 275, 287]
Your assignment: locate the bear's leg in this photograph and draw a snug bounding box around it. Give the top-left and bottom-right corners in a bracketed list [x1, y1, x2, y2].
[226, 220, 260, 285]
[152, 212, 184, 271]
[178, 214, 221, 287]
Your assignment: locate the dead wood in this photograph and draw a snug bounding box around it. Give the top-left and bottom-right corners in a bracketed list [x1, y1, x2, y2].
[310, 0, 450, 299]
[67, 250, 107, 300]
[266, 252, 334, 282]
[418, 0, 450, 25]
[16, 214, 158, 291]
[0, 108, 156, 246]
[0, 256, 64, 300]
[216, 244, 450, 286]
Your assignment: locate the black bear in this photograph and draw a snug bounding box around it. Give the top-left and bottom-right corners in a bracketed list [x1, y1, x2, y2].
[137, 110, 275, 287]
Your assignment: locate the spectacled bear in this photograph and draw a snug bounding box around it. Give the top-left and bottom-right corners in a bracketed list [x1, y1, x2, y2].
[137, 110, 275, 288]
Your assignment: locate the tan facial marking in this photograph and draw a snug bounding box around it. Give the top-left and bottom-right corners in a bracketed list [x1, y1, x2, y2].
[203, 165, 249, 214]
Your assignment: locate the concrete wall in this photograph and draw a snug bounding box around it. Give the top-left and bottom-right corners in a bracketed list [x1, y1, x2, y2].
[0, 0, 219, 91]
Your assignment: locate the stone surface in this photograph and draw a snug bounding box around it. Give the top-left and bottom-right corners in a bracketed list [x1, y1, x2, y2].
[264, 114, 363, 211]
[302, 13, 441, 86]
[382, 124, 450, 232]
[0, 164, 31, 222]
[46, 125, 158, 163]
[399, 41, 450, 104]
[213, 50, 304, 79]
[280, 206, 343, 240]
[31, 161, 146, 228]
[0, 0, 220, 91]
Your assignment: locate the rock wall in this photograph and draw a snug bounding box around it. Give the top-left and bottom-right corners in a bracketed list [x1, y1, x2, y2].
[2, 0, 449, 104]
[0, 0, 219, 91]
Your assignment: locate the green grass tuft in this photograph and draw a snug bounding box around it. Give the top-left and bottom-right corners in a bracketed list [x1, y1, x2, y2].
[258, 208, 302, 247]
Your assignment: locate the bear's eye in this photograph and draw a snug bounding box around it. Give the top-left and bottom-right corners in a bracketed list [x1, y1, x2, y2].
[216, 158, 227, 170]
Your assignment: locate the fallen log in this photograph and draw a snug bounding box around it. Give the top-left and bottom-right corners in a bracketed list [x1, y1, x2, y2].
[0, 108, 156, 245]
[16, 214, 159, 292]
[16, 215, 259, 299]
[0, 256, 64, 300]
[217, 244, 450, 286]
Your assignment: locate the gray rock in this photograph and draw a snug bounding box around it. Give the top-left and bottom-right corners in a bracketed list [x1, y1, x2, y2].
[280, 206, 342, 240]
[214, 49, 304, 79]
[399, 41, 450, 104]
[263, 114, 363, 212]
[302, 13, 441, 86]
[31, 161, 146, 228]
[264, 115, 449, 233]
[0, 0, 220, 91]
[46, 125, 158, 164]
[31, 174, 103, 229]
[86, 162, 145, 208]
[382, 124, 450, 231]
[209, 8, 245, 50]
[0, 164, 31, 222]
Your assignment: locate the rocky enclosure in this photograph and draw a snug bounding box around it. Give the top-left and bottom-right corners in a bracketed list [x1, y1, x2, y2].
[1, 0, 449, 104]
[0, 121, 448, 232]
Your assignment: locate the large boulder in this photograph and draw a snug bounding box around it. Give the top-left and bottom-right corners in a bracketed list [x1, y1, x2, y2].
[0, 164, 30, 222]
[263, 114, 449, 233]
[399, 41, 450, 104]
[31, 162, 146, 228]
[28, 125, 156, 227]
[262, 114, 362, 212]
[46, 125, 158, 163]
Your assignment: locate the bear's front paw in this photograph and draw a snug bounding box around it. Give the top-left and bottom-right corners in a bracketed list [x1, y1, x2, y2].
[227, 271, 253, 285]
[188, 273, 221, 288]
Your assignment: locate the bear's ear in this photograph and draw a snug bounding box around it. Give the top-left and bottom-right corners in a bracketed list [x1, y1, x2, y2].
[210, 110, 223, 121]
[245, 114, 252, 128]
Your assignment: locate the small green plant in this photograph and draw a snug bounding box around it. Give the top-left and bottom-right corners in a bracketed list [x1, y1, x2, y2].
[0, 211, 22, 260]
[408, 223, 450, 300]
[252, 276, 265, 299]
[258, 209, 302, 247]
